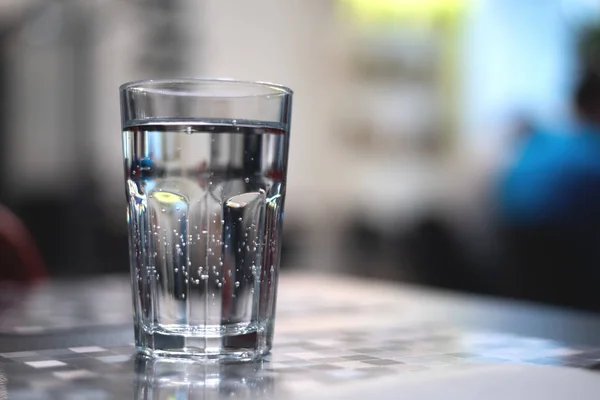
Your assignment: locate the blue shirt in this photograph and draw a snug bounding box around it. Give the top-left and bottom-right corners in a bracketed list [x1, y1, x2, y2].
[499, 123, 600, 227]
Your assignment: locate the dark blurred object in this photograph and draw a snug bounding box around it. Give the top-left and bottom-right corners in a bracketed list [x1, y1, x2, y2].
[499, 225, 600, 309]
[0, 204, 47, 283]
[401, 216, 490, 294]
[13, 190, 129, 277]
[495, 69, 600, 311]
[344, 215, 504, 297]
[575, 69, 600, 123]
[578, 23, 600, 76]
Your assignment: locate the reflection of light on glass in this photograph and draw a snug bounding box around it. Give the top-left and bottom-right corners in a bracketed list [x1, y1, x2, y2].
[147, 131, 163, 160]
[153, 192, 182, 204]
[267, 194, 282, 204]
[226, 192, 263, 208]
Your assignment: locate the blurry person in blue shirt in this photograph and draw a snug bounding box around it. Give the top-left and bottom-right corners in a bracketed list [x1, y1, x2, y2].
[497, 70, 600, 309]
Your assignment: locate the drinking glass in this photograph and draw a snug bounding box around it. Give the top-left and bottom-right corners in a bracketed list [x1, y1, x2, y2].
[120, 79, 292, 361]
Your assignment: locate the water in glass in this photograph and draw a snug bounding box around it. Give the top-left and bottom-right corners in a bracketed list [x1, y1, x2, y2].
[123, 119, 287, 360]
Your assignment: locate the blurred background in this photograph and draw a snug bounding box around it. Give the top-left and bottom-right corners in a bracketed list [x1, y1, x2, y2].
[2, 0, 600, 311]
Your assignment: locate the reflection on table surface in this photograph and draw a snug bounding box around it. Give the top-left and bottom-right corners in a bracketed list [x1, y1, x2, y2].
[0, 273, 600, 399]
[135, 357, 275, 399]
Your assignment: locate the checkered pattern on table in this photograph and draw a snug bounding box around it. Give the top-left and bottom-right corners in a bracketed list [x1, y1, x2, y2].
[0, 325, 599, 399]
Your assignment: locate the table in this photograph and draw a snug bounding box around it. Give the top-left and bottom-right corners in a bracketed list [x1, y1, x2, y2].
[1, 273, 600, 399]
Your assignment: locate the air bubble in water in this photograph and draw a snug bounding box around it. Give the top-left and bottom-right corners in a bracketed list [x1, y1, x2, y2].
[174, 268, 179, 273]
[244, 177, 250, 183]
[161, 208, 166, 213]
[235, 281, 240, 288]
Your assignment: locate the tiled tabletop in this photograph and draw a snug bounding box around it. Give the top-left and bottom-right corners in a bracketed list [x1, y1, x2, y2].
[0, 274, 599, 399]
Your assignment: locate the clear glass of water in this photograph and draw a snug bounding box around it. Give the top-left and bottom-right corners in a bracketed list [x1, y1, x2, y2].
[120, 79, 292, 361]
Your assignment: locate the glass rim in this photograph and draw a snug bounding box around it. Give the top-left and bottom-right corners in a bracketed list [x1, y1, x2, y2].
[119, 78, 293, 98]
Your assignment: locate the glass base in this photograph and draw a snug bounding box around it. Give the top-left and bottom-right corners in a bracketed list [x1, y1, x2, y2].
[135, 323, 271, 362]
